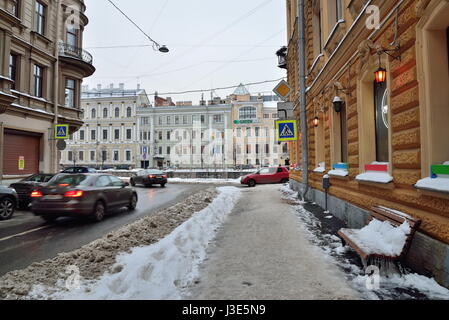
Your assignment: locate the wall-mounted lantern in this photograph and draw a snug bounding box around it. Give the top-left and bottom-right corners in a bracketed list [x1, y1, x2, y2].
[333, 96, 344, 113]
[313, 116, 320, 127]
[276, 46, 288, 69]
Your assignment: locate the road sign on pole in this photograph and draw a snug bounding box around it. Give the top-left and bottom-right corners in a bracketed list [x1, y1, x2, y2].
[273, 80, 293, 101]
[55, 124, 69, 139]
[276, 120, 298, 142]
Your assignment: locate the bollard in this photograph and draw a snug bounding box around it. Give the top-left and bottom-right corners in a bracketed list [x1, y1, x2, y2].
[322, 174, 330, 212]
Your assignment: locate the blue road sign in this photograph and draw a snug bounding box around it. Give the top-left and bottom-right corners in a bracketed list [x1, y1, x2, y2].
[276, 120, 297, 141]
[55, 124, 69, 139]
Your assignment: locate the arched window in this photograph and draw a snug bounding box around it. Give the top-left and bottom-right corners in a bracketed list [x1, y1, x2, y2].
[80, 108, 85, 119]
[126, 107, 132, 117]
[103, 108, 108, 118]
[239, 107, 257, 120]
[91, 108, 96, 119]
[115, 107, 120, 118]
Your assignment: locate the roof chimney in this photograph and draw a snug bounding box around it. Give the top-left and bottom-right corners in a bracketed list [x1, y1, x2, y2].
[119, 83, 125, 90]
[109, 83, 114, 89]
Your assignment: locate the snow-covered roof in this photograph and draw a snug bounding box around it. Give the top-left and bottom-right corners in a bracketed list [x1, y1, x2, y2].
[82, 88, 145, 99]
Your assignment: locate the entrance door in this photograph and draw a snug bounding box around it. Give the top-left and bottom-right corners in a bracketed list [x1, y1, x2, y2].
[3, 129, 41, 175]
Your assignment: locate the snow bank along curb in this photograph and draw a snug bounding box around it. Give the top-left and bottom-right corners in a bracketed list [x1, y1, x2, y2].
[0, 188, 220, 300]
[279, 184, 449, 300]
[168, 178, 241, 185]
[30, 187, 241, 299]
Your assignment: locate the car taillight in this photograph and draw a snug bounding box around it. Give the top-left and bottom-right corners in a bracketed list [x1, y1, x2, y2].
[148, 175, 156, 179]
[162, 175, 167, 178]
[64, 190, 84, 198]
[31, 190, 43, 198]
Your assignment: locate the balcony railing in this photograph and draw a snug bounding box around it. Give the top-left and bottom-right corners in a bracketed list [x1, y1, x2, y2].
[58, 42, 93, 65]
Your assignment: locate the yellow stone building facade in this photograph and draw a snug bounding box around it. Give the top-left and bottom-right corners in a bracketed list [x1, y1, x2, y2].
[284, 0, 449, 286]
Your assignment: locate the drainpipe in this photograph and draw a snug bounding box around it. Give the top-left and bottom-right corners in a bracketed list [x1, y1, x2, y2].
[52, 0, 62, 173]
[298, 0, 309, 200]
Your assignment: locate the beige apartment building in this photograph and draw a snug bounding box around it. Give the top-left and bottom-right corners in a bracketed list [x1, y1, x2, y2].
[60, 84, 150, 169]
[230, 84, 288, 167]
[0, 0, 94, 184]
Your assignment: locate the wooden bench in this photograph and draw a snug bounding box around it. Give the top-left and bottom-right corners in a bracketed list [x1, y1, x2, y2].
[337, 206, 421, 264]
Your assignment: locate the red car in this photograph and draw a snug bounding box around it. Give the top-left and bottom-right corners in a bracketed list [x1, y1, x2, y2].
[240, 166, 290, 187]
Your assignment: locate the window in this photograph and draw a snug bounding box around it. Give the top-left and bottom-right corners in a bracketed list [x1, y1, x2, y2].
[12, 0, 20, 17]
[79, 150, 84, 161]
[183, 115, 188, 124]
[201, 115, 205, 124]
[246, 144, 251, 154]
[79, 130, 85, 141]
[167, 146, 171, 154]
[126, 150, 131, 161]
[115, 107, 120, 118]
[167, 116, 171, 125]
[67, 24, 77, 47]
[126, 107, 132, 117]
[167, 131, 171, 140]
[35, 1, 46, 35]
[374, 81, 389, 162]
[113, 150, 119, 161]
[183, 131, 187, 140]
[264, 114, 269, 119]
[239, 107, 256, 119]
[101, 150, 107, 161]
[213, 115, 223, 123]
[246, 127, 251, 137]
[90, 151, 95, 161]
[126, 129, 132, 140]
[9, 54, 18, 90]
[159, 146, 163, 155]
[33, 65, 43, 97]
[265, 144, 269, 154]
[265, 127, 269, 137]
[283, 143, 288, 154]
[68, 151, 73, 162]
[192, 115, 197, 122]
[159, 116, 162, 125]
[141, 117, 149, 125]
[102, 129, 108, 140]
[192, 131, 197, 139]
[313, 1, 323, 57]
[90, 130, 96, 141]
[91, 108, 96, 119]
[237, 145, 242, 154]
[175, 116, 180, 124]
[114, 129, 120, 140]
[96, 176, 110, 188]
[255, 127, 260, 137]
[256, 144, 260, 154]
[65, 79, 75, 108]
[158, 131, 162, 140]
[272, 113, 278, 118]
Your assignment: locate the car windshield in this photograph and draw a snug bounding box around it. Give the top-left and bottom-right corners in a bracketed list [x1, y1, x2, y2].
[147, 170, 163, 175]
[22, 174, 54, 183]
[47, 174, 91, 187]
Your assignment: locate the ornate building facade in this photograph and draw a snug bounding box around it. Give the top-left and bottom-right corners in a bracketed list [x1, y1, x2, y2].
[0, 0, 94, 184]
[284, 0, 449, 287]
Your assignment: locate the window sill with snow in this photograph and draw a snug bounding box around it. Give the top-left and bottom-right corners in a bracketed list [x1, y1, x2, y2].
[415, 164, 449, 199]
[355, 163, 394, 189]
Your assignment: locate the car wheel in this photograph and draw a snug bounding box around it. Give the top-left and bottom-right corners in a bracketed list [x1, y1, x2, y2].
[0, 197, 15, 220]
[92, 201, 106, 222]
[281, 178, 289, 184]
[160, 183, 166, 188]
[128, 194, 137, 211]
[41, 215, 58, 223]
[130, 178, 136, 187]
[248, 179, 256, 188]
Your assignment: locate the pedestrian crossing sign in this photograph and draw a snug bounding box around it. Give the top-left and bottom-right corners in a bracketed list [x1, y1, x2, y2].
[276, 120, 298, 142]
[55, 124, 69, 139]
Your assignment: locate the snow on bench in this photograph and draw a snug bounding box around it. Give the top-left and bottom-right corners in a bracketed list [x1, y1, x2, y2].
[338, 206, 421, 263]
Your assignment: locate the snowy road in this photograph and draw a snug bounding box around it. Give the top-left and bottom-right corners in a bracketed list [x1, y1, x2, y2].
[0, 184, 208, 276]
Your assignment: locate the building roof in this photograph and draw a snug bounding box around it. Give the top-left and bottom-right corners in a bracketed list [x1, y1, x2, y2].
[81, 88, 145, 99]
[233, 83, 250, 96]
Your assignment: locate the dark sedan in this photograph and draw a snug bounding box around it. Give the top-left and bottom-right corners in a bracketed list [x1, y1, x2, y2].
[0, 185, 19, 220]
[130, 169, 167, 188]
[30, 174, 138, 222]
[61, 167, 97, 173]
[10, 173, 56, 209]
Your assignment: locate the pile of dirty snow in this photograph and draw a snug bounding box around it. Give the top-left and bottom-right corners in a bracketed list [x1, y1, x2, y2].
[0, 188, 219, 300]
[345, 219, 411, 257]
[28, 186, 241, 300]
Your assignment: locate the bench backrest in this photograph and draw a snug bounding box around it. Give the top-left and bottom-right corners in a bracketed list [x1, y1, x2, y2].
[368, 206, 421, 259]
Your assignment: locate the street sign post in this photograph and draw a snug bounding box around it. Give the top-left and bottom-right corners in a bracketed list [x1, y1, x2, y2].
[276, 120, 298, 142]
[55, 124, 69, 139]
[273, 80, 293, 101]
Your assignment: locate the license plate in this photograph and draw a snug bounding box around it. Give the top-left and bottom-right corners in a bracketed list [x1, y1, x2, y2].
[44, 195, 63, 200]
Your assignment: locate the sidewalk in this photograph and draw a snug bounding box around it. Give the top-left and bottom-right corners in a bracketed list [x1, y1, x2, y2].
[187, 184, 359, 300]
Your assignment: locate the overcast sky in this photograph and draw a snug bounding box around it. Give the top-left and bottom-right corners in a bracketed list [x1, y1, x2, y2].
[83, 0, 287, 104]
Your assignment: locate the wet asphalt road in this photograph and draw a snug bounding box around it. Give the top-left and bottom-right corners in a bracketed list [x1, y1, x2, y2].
[0, 183, 208, 277]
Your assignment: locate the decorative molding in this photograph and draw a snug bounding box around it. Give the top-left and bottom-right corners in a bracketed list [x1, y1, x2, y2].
[416, 0, 432, 17]
[357, 40, 382, 78]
